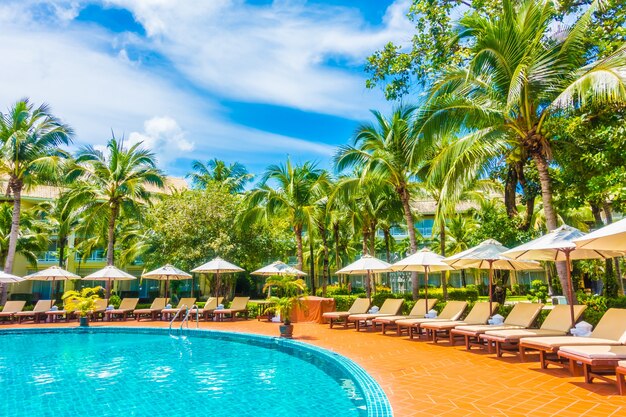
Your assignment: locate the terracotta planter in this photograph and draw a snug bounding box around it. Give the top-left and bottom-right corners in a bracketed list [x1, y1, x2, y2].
[79, 317, 89, 327]
[279, 323, 294, 338]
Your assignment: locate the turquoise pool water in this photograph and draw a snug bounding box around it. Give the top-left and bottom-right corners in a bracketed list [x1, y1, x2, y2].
[0, 328, 390, 417]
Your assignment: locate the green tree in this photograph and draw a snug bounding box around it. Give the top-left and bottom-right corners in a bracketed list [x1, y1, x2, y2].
[188, 158, 253, 193]
[244, 159, 323, 272]
[0, 203, 48, 269]
[34, 194, 82, 268]
[419, 0, 626, 301]
[335, 105, 424, 299]
[66, 137, 164, 273]
[0, 99, 72, 278]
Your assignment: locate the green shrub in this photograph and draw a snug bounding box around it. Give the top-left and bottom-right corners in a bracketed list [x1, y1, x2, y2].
[607, 296, 626, 309]
[109, 295, 122, 309]
[527, 280, 548, 303]
[315, 285, 351, 296]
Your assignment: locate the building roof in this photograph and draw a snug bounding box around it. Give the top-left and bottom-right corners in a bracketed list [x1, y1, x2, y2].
[0, 176, 188, 202]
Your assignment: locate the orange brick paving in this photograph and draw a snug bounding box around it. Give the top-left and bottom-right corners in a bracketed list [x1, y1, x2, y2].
[3, 319, 626, 416]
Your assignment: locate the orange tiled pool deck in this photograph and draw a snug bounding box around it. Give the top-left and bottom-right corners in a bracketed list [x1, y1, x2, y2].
[3, 319, 626, 416]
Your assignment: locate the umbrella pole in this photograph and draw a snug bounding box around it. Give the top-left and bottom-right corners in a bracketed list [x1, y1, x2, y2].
[565, 249, 576, 327]
[165, 278, 169, 301]
[215, 271, 220, 299]
[52, 278, 56, 305]
[488, 261, 494, 316]
[424, 267, 429, 313]
[367, 270, 371, 301]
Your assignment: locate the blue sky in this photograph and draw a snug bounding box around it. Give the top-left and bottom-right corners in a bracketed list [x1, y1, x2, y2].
[0, 0, 413, 179]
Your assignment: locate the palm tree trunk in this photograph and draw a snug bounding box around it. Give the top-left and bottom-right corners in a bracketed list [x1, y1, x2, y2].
[504, 164, 518, 218]
[333, 223, 341, 287]
[294, 225, 304, 271]
[517, 161, 535, 231]
[58, 238, 66, 268]
[439, 221, 448, 300]
[319, 225, 330, 297]
[532, 152, 570, 301]
[384, 228, 391, 287]
[602, 203, 624, 295]
[106, 203, 119, 297]
[2, 180, 23, 305]
[309, 236, 316, 295]
[399, 186, 419, 300]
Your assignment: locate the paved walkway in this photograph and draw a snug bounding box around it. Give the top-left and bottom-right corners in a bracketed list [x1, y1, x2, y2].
[3, 319, 626, 416]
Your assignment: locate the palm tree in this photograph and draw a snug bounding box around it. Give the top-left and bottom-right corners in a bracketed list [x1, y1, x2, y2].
[0, 99, 73, 280]
[419, 0, 626, 300]
[34, 194, 82, 268]
[244, 159, 323, 271]
[335, 105, 424, 298]
[188, 158, 253, 193]
[66, 137, 164, 274]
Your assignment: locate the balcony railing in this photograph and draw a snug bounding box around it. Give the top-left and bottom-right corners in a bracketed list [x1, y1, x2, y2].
[36, 251, 59, 262]
[75, 250, 106, 262]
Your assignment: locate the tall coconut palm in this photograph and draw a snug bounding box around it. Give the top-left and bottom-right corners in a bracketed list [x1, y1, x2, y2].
[335, 105, 423, 298]
[34, 194, 82, 268]
[419, 0, 626, 300]
[0, 204, 48, 270]
[188, 158, 253, 193]
[244, 159, 323, 272]
[66, 137, 164, 275]
[0, 99, 73, 277]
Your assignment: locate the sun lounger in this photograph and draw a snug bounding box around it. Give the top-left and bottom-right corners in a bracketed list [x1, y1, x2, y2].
[556, 345, 626, 393]
[480, 304, 587, 359]
[134, 298, 169, 321]
[519, 308, 626, 369]
[190, 297, 224, 320]
[396, 301, 468, 339]
[161, 297, 197, 320]
[0, 301, 27, 323]
[15, 300, 54, 324]
[104, 298, 139, 321]
[87, 298, 109, 321]
[347, 298, 404, 331]
[617, 361, 626, 395]
[45, 300, 79, 322]
[371, 299, 438, 335]
[322, 298, 371, 328]
[421, 301, 498, 343]
[451, 302, 544, 350]
[213, 297, 250, 321]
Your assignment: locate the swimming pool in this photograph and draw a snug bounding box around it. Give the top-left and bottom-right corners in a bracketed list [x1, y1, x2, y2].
[0, 327, 391, 417]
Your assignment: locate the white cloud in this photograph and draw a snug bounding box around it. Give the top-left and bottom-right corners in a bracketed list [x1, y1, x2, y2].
[0, 0, 411, 174]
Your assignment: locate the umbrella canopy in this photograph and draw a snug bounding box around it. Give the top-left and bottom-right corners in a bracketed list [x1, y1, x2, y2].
[391, 248, 453, 312]
[573, 217, 626, 251]
[143, 264, 192, 299]
[0, 271, 24, 283]
[192, 257, 244, 298]
[24, 266, 81, 281]
[336, 255, 391, 300]
[336, 255, 392, 275]
[503, 225, 625, 326]
[191, 257, 244, 274]
[444, 239, 540, 313]
[143, 264, 192, 280]
[251, 261, 306, 276]
[24, 266, 81, 301]
[83, 265, 136, 298]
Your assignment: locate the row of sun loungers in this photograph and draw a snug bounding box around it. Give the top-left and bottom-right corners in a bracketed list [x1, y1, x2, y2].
[1, 296, 251, 323]
[323, 297, 626, 394]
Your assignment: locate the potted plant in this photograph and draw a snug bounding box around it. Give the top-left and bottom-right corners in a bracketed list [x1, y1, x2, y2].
[62, 286, 103, 327]
[263, 275, 307, 338]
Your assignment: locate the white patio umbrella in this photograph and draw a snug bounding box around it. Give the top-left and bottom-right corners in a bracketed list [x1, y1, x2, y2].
[391, 248, 454, 312]
[24, 266, 81, 301]
[503, 225, 625, 326]
[336, 255, 391, 300]
[142, 264, 192, 299]
[251, 261, 306, 297]
[192, 257, 245, 298]
[573, 217, 626, 251]
[0, 271, 24, 283]
[444, 239, 541, 314]
[83, 265, 136, 298]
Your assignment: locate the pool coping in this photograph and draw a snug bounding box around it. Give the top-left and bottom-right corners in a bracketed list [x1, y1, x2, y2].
[1, 326, 393, 417]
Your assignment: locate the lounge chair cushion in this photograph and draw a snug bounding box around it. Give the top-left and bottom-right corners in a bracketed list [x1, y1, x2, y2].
[483, 328, 567, 340]
[559, 345, 626, 360]
[502, 302, 544, 327]
[396, 317, 451, 327]
[519, 336, 623, 349]
[0, 301, 26, 315]
[619, 360, 626, 368]
[462, 302, 498, 324]
[421, 320, 471, 330]
[323, 311, 351, 319]
[349, 313, 394, 320]
[539, 304, 587, 332]
[454, 324, 525, 334]
[588, 308, 626, 342]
